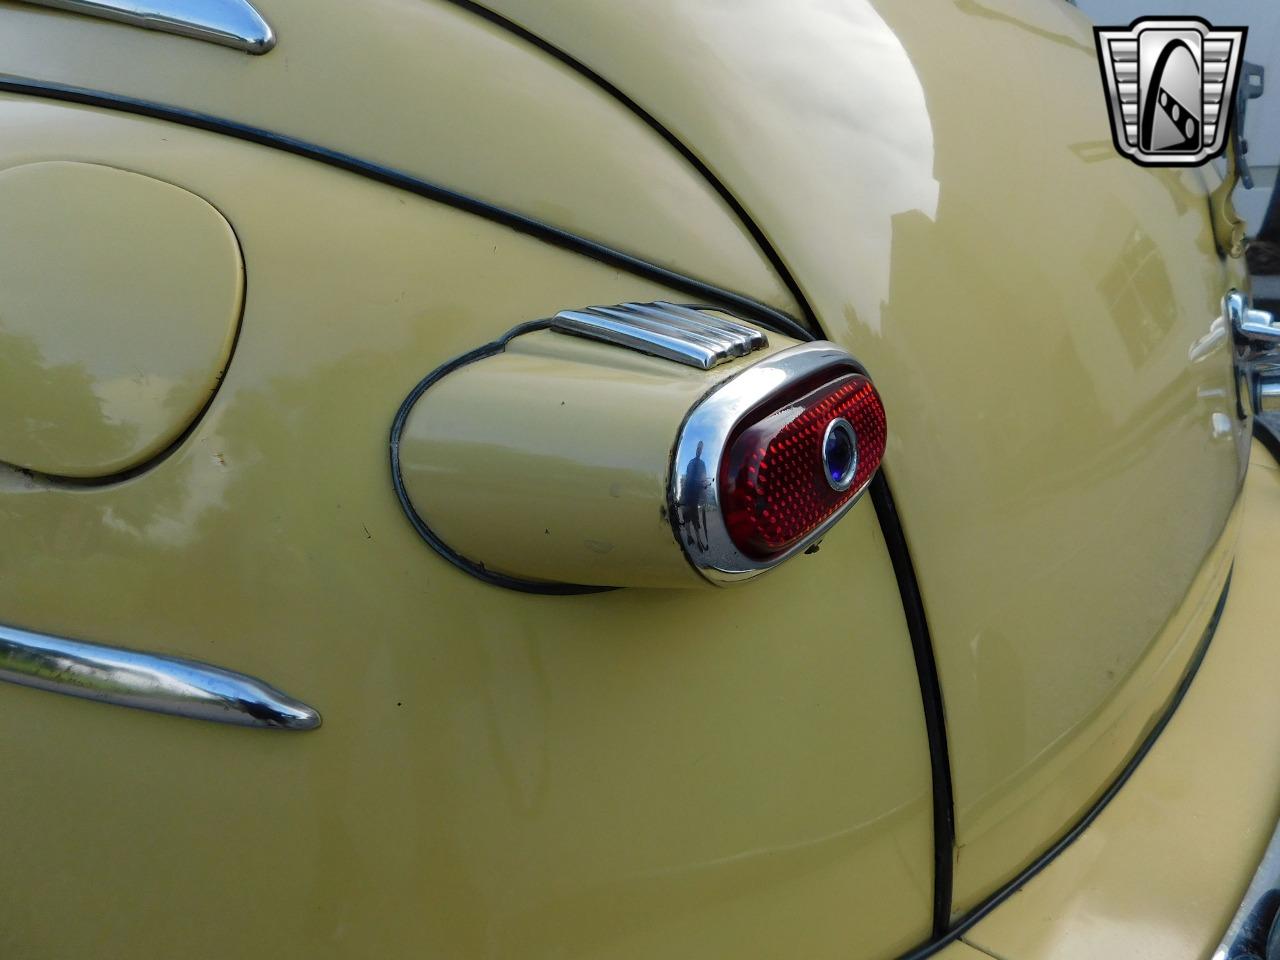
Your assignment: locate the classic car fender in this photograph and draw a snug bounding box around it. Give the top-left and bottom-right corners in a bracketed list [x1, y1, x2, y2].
[959, 440, 1280, 960]
[0, 0, 1269, 957]
[461, 0, 1253, 913]
[0, 0, 802, 318]
[0, 95, 936, 960]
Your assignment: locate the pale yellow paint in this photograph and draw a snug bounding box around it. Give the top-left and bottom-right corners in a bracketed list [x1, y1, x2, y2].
[966, 440, 1280, 960]
[401, 328, 798, 588]
[473, 0, 1251, 908]
[0, 0, 1263, 951]
[0, 0, 800, 318]
[0, 160, 242, 477]
[0, 97, 934, 960]
[953, 487, 1240, 911]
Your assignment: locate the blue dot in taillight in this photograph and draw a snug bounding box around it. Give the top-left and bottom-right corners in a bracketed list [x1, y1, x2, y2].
[720, 374, 884, 559]
[822, 418, 858, 492]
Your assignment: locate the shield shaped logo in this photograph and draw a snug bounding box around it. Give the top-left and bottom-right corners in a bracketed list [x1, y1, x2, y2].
[1094, 18, 1247, 167]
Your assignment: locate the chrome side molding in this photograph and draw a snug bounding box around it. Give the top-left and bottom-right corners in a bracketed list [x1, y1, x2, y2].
[17, 0, 276, 54]
[0, 622, 319, 730]
[1227, 289, 1280, 346]
[552, 301, 768, 370]
[1227, 289, 1280, 418]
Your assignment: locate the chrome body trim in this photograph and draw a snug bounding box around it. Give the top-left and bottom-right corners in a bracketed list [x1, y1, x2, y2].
[16, 0, 276, 54]
[1228, 289, 1280, 346]
[1228, 290, 1280, 419]
[552, 301, 767, 369]
[0, 622, 319, 729]
[1212, 815, 1280, 960]
[670, 341, 869, 584]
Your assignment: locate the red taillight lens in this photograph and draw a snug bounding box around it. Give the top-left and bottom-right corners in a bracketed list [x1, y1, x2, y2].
[720, 372, 886, 559]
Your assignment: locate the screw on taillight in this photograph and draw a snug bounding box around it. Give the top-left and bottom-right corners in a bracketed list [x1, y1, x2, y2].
[670, 343, 886, 583]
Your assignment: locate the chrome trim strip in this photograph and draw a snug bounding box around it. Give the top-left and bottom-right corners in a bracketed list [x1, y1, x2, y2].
[16, 0, 276, 54]
[551, 302, 768, 369]
[0, 622, 320, 729]
[631, 301, 766, 355]
[670, 341, 869, 584]
[1213, 816, 1280, 959]
[1228, 289, 1280, 346]
[1228, 289, 1280, 419]
[587, 306, 732, 354]
[555, 308, 723, 368]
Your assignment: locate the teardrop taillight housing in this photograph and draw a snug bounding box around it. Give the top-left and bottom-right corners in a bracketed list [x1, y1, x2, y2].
[394, 301, 880, 590]
[670, 343, 886, 583]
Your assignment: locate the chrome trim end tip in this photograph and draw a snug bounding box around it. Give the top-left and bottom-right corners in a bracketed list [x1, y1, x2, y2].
[0, 622, 321, 731]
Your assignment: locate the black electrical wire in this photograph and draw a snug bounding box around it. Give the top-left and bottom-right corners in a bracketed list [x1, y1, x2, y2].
[388, 319, 619, 596]
[870, 472, 955, 938]
[439, 0, 821, 335]
[894, 572, 1230, 960]
[0, 72, 956, 922]
[388, 306, 812, 595]
[0, 74, 810, 343]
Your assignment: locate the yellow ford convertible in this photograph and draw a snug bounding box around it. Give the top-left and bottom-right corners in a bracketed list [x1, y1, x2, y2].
[0, 1, 1276, 958]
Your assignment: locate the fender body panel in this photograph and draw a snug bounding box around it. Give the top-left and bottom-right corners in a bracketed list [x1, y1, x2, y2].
[967, 442, 1280, 960]
[0, 96, 933, 960]
[464, 0, 1251, 910]
[0, 0, 800, 318]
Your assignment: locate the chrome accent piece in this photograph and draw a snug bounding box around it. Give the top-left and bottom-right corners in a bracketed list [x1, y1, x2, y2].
[551, 302, 767, 370]
[1212, 815, 1280, 960]
[0, 622, 319, 729]
[821, 417, 859, 492]
[637, 301, 767, 353]
[1211, 411, 1234, 439]
[1228, 290, 1280, 421]
[1228, 290, 1280, 345]
[555, 308, 722, 369]
[17, 0, 276, 54]
[670, 341, 866, 584]
[1189, 314, 1229, 363]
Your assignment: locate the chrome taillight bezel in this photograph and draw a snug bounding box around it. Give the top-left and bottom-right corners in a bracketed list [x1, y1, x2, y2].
[669, 341, 882, 585]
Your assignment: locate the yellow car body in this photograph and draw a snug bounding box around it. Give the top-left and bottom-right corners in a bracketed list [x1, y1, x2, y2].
[0, 0, 1273, 958]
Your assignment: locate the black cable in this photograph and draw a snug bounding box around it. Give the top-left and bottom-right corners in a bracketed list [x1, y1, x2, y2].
[390, 306, 814, 593]
[389, 319, 616, 595]
[894, 572, 1230, 960]
[439, 0, 821, 335]
[4, 62, 1229, 951]
[870, 472, 956, 939]
[0, 74, 807, 341]
[1, 69, 955, 920]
